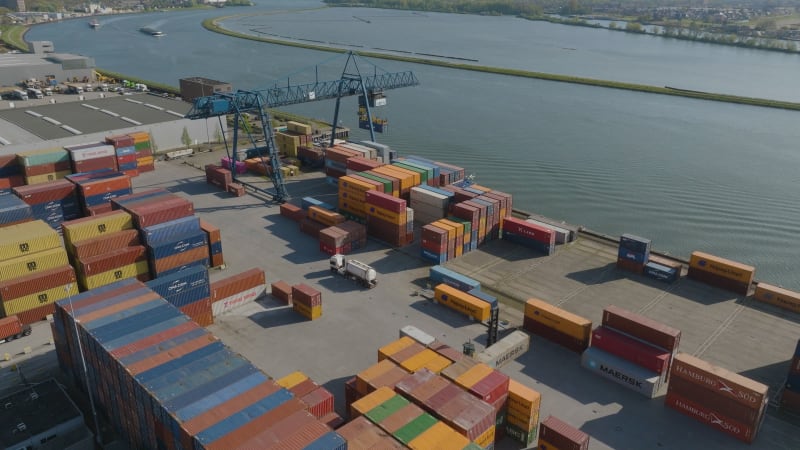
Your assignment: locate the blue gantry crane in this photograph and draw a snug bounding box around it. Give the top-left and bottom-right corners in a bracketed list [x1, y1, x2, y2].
[185, 52, 419, 203]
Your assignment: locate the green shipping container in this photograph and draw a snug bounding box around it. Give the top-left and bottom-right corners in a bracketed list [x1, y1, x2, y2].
[447, 216, 472, 236]
[365, 395, 409, 424]
[392, 162, 428, 183]
[505, 422, 537, 447]
[394, 159, 434, 182]
[16, 148, 69, 167]
[393, 412, 438, 444]
[134, 141, 152, 151]
[357, 172, 392, 194]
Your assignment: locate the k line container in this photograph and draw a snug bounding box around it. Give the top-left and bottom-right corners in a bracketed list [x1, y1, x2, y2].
[670, 352, 768, 409]
[602, 305, 681, 353]
[581, 347, 665, 398]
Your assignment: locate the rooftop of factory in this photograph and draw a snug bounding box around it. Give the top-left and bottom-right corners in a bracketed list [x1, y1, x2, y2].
[0, 379, 86, 448]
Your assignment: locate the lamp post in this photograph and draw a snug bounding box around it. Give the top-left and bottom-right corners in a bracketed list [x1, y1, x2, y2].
[66, 283, 102, 446]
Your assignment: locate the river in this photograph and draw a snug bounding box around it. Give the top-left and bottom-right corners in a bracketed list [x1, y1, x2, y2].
[25, 1, 800, 290]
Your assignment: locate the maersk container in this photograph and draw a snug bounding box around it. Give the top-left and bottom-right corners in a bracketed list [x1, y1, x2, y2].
[468, 288, 498, 310]
[644, 261, 680, 283]
[430, 265, 480, 292]
[581, 347, 664, 398]
[475, 330, 530, 369]
[141, 215, 201, 244]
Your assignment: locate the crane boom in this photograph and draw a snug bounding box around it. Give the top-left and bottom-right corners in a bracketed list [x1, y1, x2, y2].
[184, 52, 419, 203]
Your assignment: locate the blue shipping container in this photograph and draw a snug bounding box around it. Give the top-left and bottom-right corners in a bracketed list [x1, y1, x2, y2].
[175, 372, 269, 422]
[403, 157, 440, 180]
[118, 162, 138, 171]
[147, 230, 208, 260]
[430, 265, 480, 292]
[416, 184, 455, 199]
[195, 388, 294, 445]
[136, 341, 226, 385]
[153, 257, 209, 279]
[141, 216, 201, 245]
[421, 249, 447, 265]
[84, 188, 133, 207]
[0, 195, 33, 224]
[468, 288, 498, 310]
[72, 286, 154, 318]
[57, 278, 139, 307]
[162, 283, 211, 309]
[146, 265, 209, 299]
[620, 234, 652, 255]
[644, 261, 679, 283]
[104, 316, 190, 351]
[304, 431, 347, 450]
[164, 364, 260, 413]
[90, 303, 179, 341]
[112, 189, 171, 208]
[618, 247, 648, 264]
[119, 327, 209, 367]
[210, 241, 223, 255]
[115, 146, 137, 156]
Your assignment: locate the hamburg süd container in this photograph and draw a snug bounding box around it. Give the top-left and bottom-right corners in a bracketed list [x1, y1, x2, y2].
[668, 375, 765, 424]
[581, 347, 665, 398]
[665, 389, 760, 444]
[670, 352, 768, 409]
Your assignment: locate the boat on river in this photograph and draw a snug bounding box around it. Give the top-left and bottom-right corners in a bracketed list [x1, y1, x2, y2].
[88, 19, 100, 29]
[140, 27, 165, 37]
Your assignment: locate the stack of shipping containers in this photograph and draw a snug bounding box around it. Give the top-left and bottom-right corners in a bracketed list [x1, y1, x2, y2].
[0, 154, 24, 192]
[617, 233, 651, 274]
[16, 148, 70, 185]
[276, 371, 339, 425]
[0, 194, 32, 226]
[688, 251, 755, 295]
[205, 164, 233, 191]
[666, 352, 768, 443]
[410, 185, 451, 225]
[538, 415, 590, 450]
[337, 415, 405, 449]
[325, 146, 360, 180]
[52, 279, 344, 449]
[782, 339, 800, 414]
[0, 220, 77, 323]
[582, 305, 680, 398]
[62, 210, 149, 291]
[12, 179, 81, 230]
[338, 175, 375, 222]
[523, 298, 592, 353]
[505, 379, 542, 447]
[65, 142, 118, 178]
[146, 265, 212, 326]
[365, 190, 412, 247]
[128, 131, 155, 173]
[200, 219, 225, 268]
[67, 171, 133, 216]
[319, 220, 367, 255]
[105, 134, 139, 177]
[501, 217, 556, 255]
[209, 268, 265, 317]
[292, 283, 322, 320]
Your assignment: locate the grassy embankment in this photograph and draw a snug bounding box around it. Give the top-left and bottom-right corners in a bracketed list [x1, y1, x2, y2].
[0, 25, 30, 52]
[202, 17, 800, 112]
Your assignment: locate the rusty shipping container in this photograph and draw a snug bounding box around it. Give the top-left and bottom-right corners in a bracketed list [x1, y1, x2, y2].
[291, 283, 322, 307]
[210, 268, 265, 302]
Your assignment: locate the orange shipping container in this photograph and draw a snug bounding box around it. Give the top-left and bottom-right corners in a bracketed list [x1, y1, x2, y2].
[339, 176, 375, 193]
[455, 363, 494, 390]
[688, 251, 755, 284]
[524, 298, 592, 342]
[753, 282, 800, 314]
[350, 386, 396, 419]
[434, 284, 491, 322]
[366, 204, 407, 224]
[372, 166, 415, 191]
[378, 336, 416, 361]
[386, 164, 421, 187]
[507, 379, 542, 417]
[307, 205, 346, 227]
[409, 422, 470, 450]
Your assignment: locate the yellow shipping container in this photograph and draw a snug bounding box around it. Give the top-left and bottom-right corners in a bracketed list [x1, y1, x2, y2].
[293, 302, 322, 320]
[128, 131, 151, 143]
[420, 353, 452, 375]
[372, 166, 414, 191]
[287, 121, 312, 135]
[432, 220, 456, 241]
[356, 359, 398, 395]
[277, 371, 309, 389]
[378, 336, 416, 361]
[81, 260, 148, 291]
[689, 251, 755, 284]
[409, 422, 470, 450]
[753, 283, 800, 313]
[63, 211, 134, 249]
[350, 386, 396, 418]
[387, 164, 421, 187]
[433, 284, 491, 322]
[524, 298, 591, 342]
[439, 219, 464, 257]
[400, 349, 438, 373]
[0, 220, 61, 262]
[507, 379, 541, 416]
[25, 170, 71, 185]
[339, 176, 375, 192]
[474, 425, 496, 448]
[1, 282, 79, 316]
[338, 197, 366, 216]
[307, 206, 346, 227]
[478, 217, 487, 240]
[506, 408, 538, 432]
[0, 248, 69, 282]
[455, 363, 493, 390]
[137, 156, 155, 166]
[366, 204, 406, 225]
[339, 186, 368, 203]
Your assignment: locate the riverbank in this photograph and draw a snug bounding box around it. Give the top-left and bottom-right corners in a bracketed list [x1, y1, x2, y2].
[202, 17, 800, 112]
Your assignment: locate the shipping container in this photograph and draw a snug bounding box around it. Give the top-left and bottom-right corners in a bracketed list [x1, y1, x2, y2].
[0, 219, 61, 261]
[475, 330, 530, 369]
[539, 415, 590, 450]
[429, 265, 480, 292]
[581, 347, 665, 398]
[0, 247, 69, 282]
[781, 388, 800, 413]
[602, 305, 681, 353]
[0, 194, 34, 225]
[671, 352, 768, 409]
[668, 375, 765, 424]
[752, 282, 800, 314]
[70, 229, 140, 260]
[616, 257, 645, 275]
[665, 390, 759, 444]
[291, 283, 322, 307]
[270, 281, 292, 304]
[337, 416, 405, 449]
[293, 301, 322, 320]
[434, 284, 491, 322]
[524, 298, 592, 342]
[62, 210, 133, 248]
[141, 216, 202, 245]
[591, 326, 671, 374]
[644, 261, 680, 283]
[150, 246, 208, 277]
[689, 251, 755, 284]
[399, 325, 436, 347]
[211, 285, 265, 317]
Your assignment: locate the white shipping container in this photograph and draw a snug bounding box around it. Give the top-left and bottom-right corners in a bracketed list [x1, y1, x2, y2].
[399, 325, 436, 346]
[581, 346, 666, 398]
[475, 330, 530, 369]
[411, 203, 447, 221]
[524, 218, 575, 244]
[410, 187, 450, 209]
[211, 284, 266, 316]
[67, 144, 116, 162]
[340, 143, 377, 160]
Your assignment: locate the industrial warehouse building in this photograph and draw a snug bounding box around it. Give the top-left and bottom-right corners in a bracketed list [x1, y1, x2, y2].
[0, 42, 96, 88]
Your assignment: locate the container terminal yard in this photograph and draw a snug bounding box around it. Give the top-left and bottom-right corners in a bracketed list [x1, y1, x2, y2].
[0, 89, 799, 449]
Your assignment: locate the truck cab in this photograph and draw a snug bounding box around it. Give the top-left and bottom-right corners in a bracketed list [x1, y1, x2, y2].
[27, 88, 43, 99]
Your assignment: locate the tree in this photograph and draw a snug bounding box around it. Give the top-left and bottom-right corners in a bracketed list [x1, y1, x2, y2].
[181, 126, 192, 147]
[626, 22, 643, 33]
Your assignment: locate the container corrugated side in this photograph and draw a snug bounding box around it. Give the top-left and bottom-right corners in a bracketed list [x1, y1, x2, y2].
[0, 219, 61, 261]
[62, 210, 134, 248]
[665, 390, 759, 444]
[433, 284, 491, 322]
[524, 298, 591, 342]
[670, 352, 768, 409]
[80, 260, 149, 291]
[753, 282, 800, 314]
[147, 230, 207, 260]
[71, 229, 141, 260]
[602, 305, 681, 352]
[688, 251, 755, 284]
[539, 415, 590, 450]
[1, 281, 78, 315]
[141, 215, 201, 245]
[0, 265, 76, 301]
[0, 247, 69, 282]
[210, 268, 265, 302]
[581, 347, 664, 398]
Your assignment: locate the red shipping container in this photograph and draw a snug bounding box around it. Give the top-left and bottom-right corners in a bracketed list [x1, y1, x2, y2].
[782, 388, 800, 412]
[319, 241, 351, 256]
[62, 281, 144, 312]
[325, 146, 360, 164]
[78, 174, 131, 196]
[421, 224, 448, 248]
[116, 153, 137, 165]
[72, 155, 118, 174]
[670, 353, 768, 409]
[125, 197, 194, 228]
[210, 268, 265, 302]
[438, 391, 495, 442]
[301, 386, 335, 419]
[617, 257, 645, 274]
[0, 265, 76, 301]
[15, 303, 55, 325]
[121, 169, 139, 179]
[299, 217, 327, 240]
[429, 340, 464, 363]
[665, 390, 759, 444]
[137, 164, 155, 173]
[523, 316, 589, 354]
[346, 156, 383, 172]
[135, 148, 153, 158]
[0, 175, 25, 189]
[199, 219, 221, 243]
[365, 190, 406, 213]
[539, 416, 590, 450]
[106, 134, 135, 147]
[502, 217, 554, 245]
[77, 246, 147, 277]
[291, 283, 321, 307]
[109, 321, 201, 359]
[469, 369, 510, 404]
[280, 203, 306, 222]
[151, 246, 207, 274]
[602, 305, 681, 353]
[271, 281, 292, 304]
[179, 298, 213, 327]
[23, 160, 71, 177]
[210, 252, 224, 269]
[591, 326, 671, 374]
[792, 355, 800, 375]
[12, 179, 76, 205]
[71, 229, 141, 260]
[85, 203, 114, 216]
[668, 376, 764, 424]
